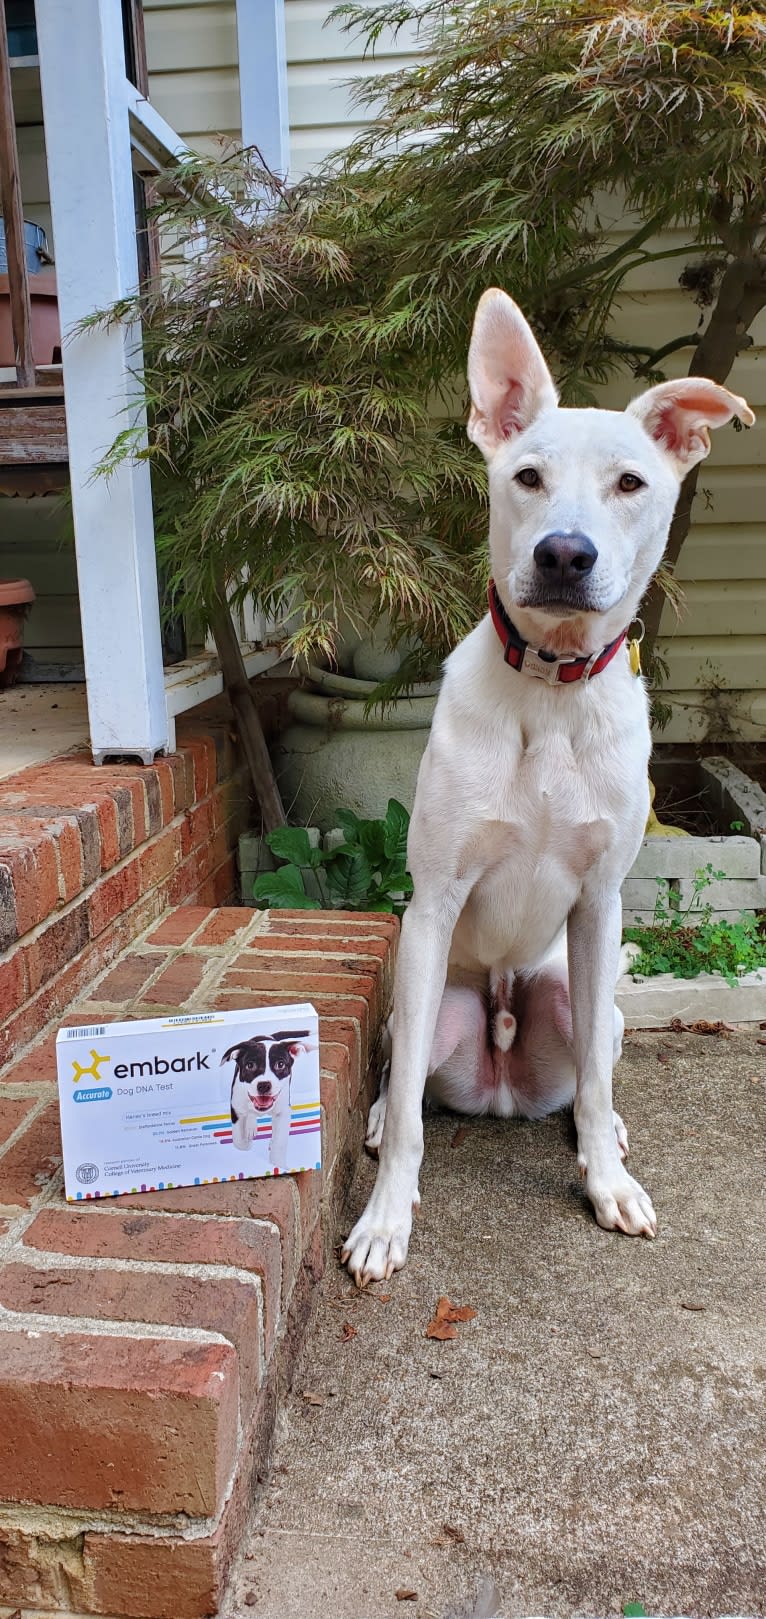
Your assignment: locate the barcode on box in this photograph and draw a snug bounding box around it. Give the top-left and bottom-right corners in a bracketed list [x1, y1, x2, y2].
[66, 1026, 106, 1038]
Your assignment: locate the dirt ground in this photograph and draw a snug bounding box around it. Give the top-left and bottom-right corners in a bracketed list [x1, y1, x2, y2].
[224, 1026, 766, 1619]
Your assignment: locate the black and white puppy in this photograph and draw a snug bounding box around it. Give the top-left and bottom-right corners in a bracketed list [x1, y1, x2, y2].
[222, 1030, 309, 1163]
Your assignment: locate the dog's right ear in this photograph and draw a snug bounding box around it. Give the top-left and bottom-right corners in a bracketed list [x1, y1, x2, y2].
[467, 289, 558, 461]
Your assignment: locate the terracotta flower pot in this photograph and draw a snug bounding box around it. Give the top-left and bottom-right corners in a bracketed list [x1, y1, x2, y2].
[0, 578, 35, 686]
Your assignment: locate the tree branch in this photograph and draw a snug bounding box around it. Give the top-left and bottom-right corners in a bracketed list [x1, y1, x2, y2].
[544, 211, 672, 297]
[208, 589, 287, 833]
[632, 333, 699, 376]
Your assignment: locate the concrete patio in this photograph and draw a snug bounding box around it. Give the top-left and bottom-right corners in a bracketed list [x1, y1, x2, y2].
[224, 1024, 766, 1619]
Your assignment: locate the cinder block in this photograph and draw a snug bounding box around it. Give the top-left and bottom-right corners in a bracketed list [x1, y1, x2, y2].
[622, 877, 668, 908]
[699, 756, 766, 839]
[628, 834, 760, 880]
[323, 827, 346, 853]
[676, 876, 766, 913]
[617, 968, 766, 1027]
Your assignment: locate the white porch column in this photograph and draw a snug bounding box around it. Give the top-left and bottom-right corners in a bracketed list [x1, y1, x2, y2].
[236, 0, 290, 177]
[36, 0, 169, 764]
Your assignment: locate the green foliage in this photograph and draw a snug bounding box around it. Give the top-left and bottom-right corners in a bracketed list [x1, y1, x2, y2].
[252, 799, 413, 913]
[96, 1, 766, 667]
[624, 864, 766, 984]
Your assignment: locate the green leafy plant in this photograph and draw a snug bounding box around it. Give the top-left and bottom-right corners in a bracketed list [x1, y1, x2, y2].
[252, 799, 412, 914]
[94, 0, 765, 700]
[624, 864, 766, 985]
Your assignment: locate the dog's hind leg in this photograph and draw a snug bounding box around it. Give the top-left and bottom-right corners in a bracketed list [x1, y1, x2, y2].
[367, 986, 489, 1152]
[365, 1018, 391, 1156]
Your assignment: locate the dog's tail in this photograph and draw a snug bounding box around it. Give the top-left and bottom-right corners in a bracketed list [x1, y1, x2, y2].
[618, 942, 641, 980]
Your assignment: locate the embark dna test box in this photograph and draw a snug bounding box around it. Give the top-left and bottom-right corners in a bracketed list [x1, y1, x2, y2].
[56, 1004, 320, 1201]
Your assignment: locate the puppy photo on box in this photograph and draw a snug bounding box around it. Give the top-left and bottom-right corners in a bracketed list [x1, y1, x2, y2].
[223, 1030, 313, 1166]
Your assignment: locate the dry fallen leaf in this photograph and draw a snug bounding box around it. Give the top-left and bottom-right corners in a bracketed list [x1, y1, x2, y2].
[442, 1522, 465, 1543]
[340, 1321, 357, 1342]
[302, 1390, 325, 1405]
[379, 1293, 392, 1303]
[436, 1295, 477, 1324]
[426, 1318, 458, 1341]
[680, 1300, 706, 1312]
[451, 1123, 469, 1148]
[395, 1590, 418, 1602]
[690, 1019, 734, 1036]
[426, 1295, 477, 1340]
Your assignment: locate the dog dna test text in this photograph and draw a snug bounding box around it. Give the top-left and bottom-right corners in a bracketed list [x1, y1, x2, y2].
[56, 1004, 320, 1200]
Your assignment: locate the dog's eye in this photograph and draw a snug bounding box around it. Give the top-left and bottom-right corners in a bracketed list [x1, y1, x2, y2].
[515, 467, 541, 489]
[619, 472, 645, 493]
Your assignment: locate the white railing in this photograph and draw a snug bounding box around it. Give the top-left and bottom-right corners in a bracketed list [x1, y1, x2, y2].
[34, 0, 289, 762]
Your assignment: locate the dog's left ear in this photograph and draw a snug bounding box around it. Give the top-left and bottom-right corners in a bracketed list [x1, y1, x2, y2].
[627, 377, 755, 474]
[467, 288, 559, 461]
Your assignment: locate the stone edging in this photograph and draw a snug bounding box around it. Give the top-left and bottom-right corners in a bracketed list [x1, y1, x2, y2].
[617, 967, 766, 1028]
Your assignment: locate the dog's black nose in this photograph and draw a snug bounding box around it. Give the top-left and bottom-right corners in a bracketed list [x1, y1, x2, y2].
[256, 1080, 271, 1095]
[533, 532, 598, 584]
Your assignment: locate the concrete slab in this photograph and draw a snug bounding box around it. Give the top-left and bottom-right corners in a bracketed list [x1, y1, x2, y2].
[0, 681, 88, 776]
[223, 1028, 766, 1619]
[617, 969, 766, 1028]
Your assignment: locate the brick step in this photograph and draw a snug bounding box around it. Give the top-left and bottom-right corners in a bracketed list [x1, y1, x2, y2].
[0, 906, 398, 1618]
[0, 710, 254, 1065]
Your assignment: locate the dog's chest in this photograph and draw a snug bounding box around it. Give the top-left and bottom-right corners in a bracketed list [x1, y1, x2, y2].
[450, 734, 626, 970]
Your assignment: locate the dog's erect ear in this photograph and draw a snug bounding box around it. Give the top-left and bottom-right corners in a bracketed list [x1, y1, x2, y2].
[467, 288, 558, 461]
[627, 377, 755, 474]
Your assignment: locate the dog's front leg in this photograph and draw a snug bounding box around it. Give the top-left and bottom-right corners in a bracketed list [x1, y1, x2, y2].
[568, 892, 656, 1238]
[342, 896, 455, 1285]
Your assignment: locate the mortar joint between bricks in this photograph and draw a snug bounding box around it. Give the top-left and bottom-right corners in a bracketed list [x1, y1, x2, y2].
[0, 1492, 224, 1543]
[2, 1244, 268, 1297]
[0, 1204, 41, 1260]
[4, 1246, 269, 1376]
[0, 1091, 56, 1169]
[0, 1307, 234, 1349]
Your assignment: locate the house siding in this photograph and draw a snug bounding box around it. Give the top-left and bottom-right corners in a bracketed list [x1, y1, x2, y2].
[596, 221, 766, 742]
[144, 0, 241, 151]
[5, 7, 763, 736]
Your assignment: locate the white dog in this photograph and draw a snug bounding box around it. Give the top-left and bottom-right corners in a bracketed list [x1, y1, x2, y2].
[342, 288, 753, 1285]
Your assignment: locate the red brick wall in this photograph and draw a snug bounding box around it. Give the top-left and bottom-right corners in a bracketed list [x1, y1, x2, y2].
[0, 711, 253, 1062]
[0, 907, 398, 1619]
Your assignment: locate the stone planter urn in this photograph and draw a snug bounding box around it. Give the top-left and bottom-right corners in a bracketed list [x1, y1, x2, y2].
[0, 578, 35, 686]
[271, 663, 439, 833]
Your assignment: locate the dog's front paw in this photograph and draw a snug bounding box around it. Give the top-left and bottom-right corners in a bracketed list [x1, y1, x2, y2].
[582, 1161, 657, 1239]
[341, 1181, 418, 1286]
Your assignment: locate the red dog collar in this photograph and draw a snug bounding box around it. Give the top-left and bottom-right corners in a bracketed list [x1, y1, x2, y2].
[488, 580, 627, 685]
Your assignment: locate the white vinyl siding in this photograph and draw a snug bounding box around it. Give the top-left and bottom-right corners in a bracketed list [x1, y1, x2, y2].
[144, 0, 241, 150]
[597, 225, 765, 741]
